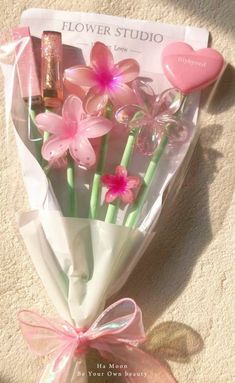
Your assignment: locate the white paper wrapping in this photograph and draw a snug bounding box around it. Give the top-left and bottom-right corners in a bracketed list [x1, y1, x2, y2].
[18, 210, 151, 326]
[17, 210, 152, 383]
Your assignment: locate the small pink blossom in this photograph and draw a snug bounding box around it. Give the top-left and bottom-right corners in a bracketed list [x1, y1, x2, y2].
[35, 95, 112, 168]
[102, 166, 140, 204]
[64, 42, 140, 114]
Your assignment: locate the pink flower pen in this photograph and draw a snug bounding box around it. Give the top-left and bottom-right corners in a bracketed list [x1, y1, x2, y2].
[102, 165, 140, 204]
[36, 95, 112, 216]
[124, 42, 224, 228]
[64, 42, 140, 219]
[104, 82, 185, 224]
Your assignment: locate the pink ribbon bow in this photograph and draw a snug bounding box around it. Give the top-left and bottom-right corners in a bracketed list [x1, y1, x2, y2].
[18, 298, 176, 383]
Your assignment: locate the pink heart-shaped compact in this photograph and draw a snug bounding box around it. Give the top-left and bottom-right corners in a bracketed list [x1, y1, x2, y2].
[162, 42, 224, 94]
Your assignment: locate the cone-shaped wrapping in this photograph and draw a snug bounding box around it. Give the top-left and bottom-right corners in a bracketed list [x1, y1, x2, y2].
[17, 211, 153, 383]
[17, 210, 153, 326]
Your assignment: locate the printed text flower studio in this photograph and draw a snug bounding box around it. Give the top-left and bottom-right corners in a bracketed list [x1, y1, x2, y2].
[62, 21, 163, 43]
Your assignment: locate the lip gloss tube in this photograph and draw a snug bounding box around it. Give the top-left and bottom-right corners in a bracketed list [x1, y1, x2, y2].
[12, 26, 42, 105]
[41, 31, 63, 107]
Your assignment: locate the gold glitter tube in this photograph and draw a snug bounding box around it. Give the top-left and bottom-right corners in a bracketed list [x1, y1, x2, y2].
[41, 31, 63, 107]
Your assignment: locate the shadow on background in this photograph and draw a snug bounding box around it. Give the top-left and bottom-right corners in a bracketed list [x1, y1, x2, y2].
[151, 0, 234, 38]
[144, 321, 203, 363]
[86, 321, 203, 382]
[0, 377, 11, 383]
[201, 64, 235, 114]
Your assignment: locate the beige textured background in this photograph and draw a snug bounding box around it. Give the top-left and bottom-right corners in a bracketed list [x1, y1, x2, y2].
[0, 1, 234, 382]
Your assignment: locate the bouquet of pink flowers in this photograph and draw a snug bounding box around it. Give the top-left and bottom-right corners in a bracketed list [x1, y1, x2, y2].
[0, 8, 224, 383]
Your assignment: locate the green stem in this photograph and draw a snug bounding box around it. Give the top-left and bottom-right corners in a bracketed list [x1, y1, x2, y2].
[105, 127, 138, 224]
[42, 108, 51, 168]
[67, 154, 76, 217]
[88, 105, 112, 219]
[29, 105, 76, 217]
[89, 134, 109, 219]
[28, 107, 42, 164]
[124, 133, 168, 228]
[43, 131, 50, 142]
[125, 95, 187, 229]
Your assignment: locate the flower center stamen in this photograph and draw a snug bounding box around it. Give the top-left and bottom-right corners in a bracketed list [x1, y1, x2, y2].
[96, 71, 114, 89]
[113, 176, 127, 193]
[65, 120, 78, 138]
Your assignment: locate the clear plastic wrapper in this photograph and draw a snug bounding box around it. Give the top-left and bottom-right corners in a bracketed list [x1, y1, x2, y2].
[0, 8, 224, 383]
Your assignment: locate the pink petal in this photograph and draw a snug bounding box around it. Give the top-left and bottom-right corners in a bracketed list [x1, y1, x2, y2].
[35, 113, 65, 135]
[108, 83, 137, 107]
[64, 78, 86, 99]
[91, 42, 114, 73]
[127, 176, 140, 189]
[114, 59, 140, 83]
[69, 135, 96, 167]
[137, 122, 160, 156]
[115, 166, 127, 177]
[62, 95, 83, 125]
[42, 137, 70, 161]
[79, 117, 112, 138]
[115, 105, 144, 125]
[115, 104, 145, 127]
[132, 79, 156, 114]
[64, 66, 97, 87]
[121, 189, 134, 204]
[101, 174, 115, 188]
[156, 88, 183, 116]
[105, 189, 119, 203]
[83, 86, 109, 114]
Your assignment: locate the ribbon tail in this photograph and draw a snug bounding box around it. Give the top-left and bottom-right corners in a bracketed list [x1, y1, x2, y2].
[37, 344, 77, 383]
[95, 343, 177, 383]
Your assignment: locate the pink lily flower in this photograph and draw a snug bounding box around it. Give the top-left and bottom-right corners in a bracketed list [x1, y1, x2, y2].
[64, 42, 140, 114]
[102, 166, 140, 204]
[35, 95, 112, 168]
